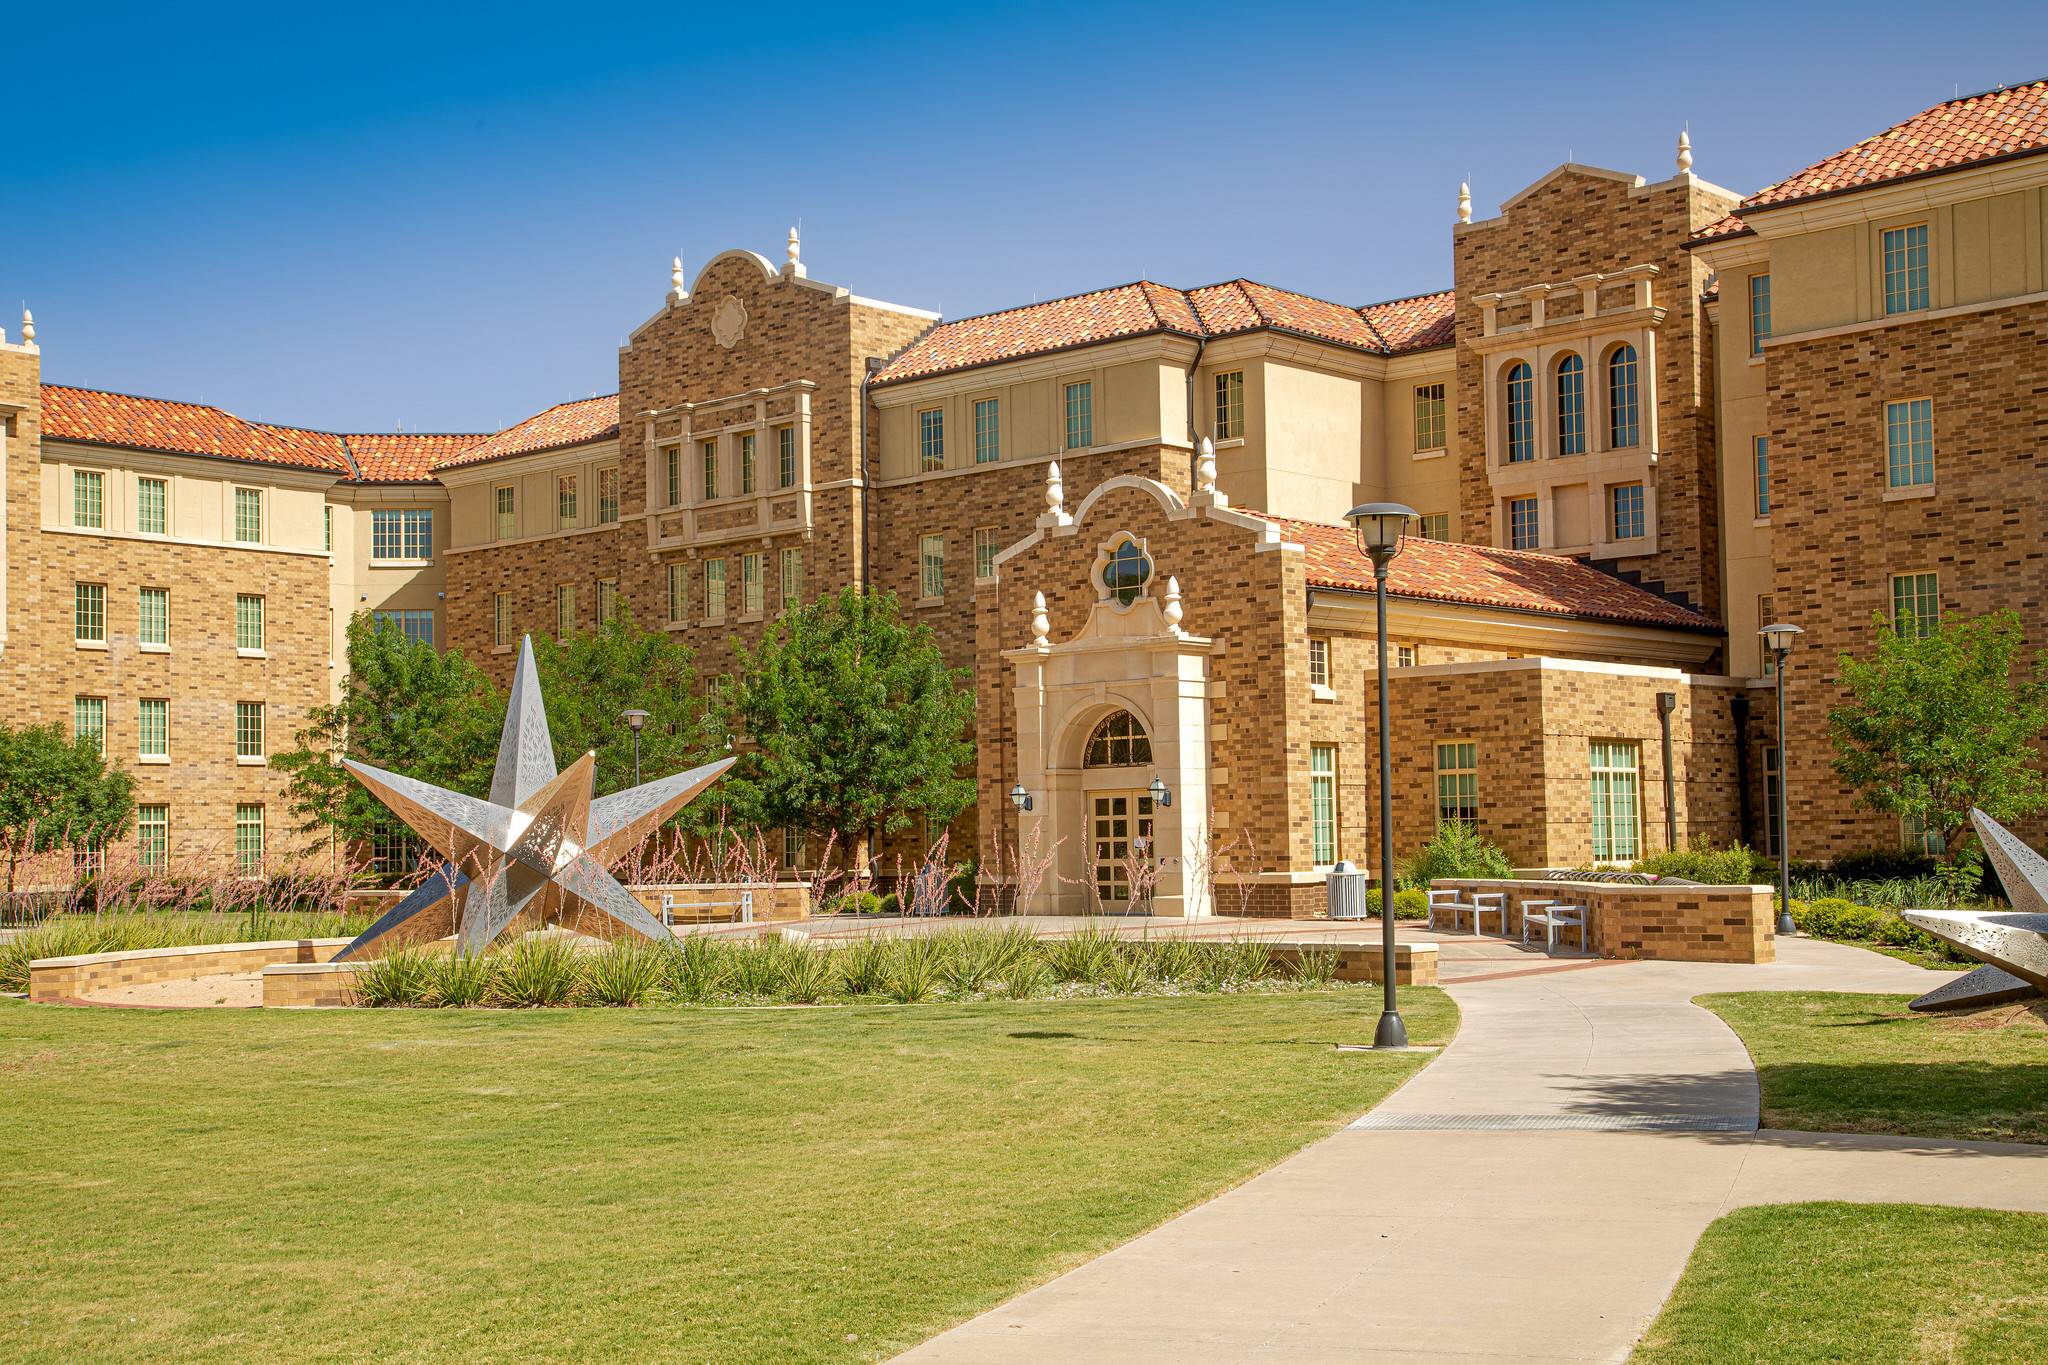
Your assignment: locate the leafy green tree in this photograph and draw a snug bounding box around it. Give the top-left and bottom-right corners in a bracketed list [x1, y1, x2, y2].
[272, 615, 502, 853]
[529, 607, 720, 797]
[1828, 609, 2048, 856]
[0, 720, 135, 892]
[721, 586, 975, 861]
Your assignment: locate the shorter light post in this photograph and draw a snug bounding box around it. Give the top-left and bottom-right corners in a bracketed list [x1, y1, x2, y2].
[621, 708, 650, 786]
[1759, 623, 1803, 937]
[1346, 500, 1418, 1050]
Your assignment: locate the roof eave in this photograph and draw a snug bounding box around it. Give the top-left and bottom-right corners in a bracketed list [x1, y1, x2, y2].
[1305, 580, 1724, 636]
[1739, 143, 2048, 219]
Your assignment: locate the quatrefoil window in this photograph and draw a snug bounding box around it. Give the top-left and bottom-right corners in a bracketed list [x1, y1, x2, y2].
[1102, 538, 1153, 606]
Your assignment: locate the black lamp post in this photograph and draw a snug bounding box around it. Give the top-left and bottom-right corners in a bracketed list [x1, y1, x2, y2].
[1760, 623, 1803, 936]
[621, 708, 650, 786]
[1346, 500, 1418, 1050]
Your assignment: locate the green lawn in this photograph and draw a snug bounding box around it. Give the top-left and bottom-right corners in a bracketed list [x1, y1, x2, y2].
[1635, 1202, 2048, 1364]
[0, 989, 1453, 1363]
[1699, 992, 2047, 1144]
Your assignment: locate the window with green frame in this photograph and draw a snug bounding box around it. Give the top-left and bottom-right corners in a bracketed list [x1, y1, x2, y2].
[704, 558, 727, 620]
[1885, 398, 1934, 488]
[73, 696, 106, 753]
[235, 701, 264, 759]
[557, 474, 578, 529]
[973, 398, 1000, 464]
[919, 408, 945, 471]
[74, 582, 105, 643]
[1753, 436, 1770, 518]
[777, 426, 797, 487]
[1891, 572, 1939, 638]
[234, 804, 264, 874]
[233, 487, 262, 543]
[1214, 371, 1244, 440]
[138, 698, 169, 759]
[73, 469, 104, 528]
[780, 547, 803, 607]
[740, 553, 764, 616]
[666, 563, 687, 622]
[1748, 273, 1771, 356]
[136, 588, 168, 648]
[1903, 813, 1943, 857]
[137, 476, 167, 535]
[496, 485, 517, 537]
[235, 593, 264, 651]
[1588, 741, 1641, 862]
[1413, 383, 1446, 452]
[138, 805, 169, 871]
[1309, 745, 1338, 866]
[1418, 512, 1450, 542]
[919, 534, 945, 600]
[1882, 224, 1929, 314]
[1435, 742, 1478, 825]
[1063, 381, 1092, 449]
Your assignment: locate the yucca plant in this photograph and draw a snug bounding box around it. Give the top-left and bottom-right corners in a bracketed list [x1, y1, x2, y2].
[833, 936, 894, 997]
[774, 944, 838, 1004]
[1045, 925, 1118, 984]
[725, 940, 796, 998]
[491, 936, 579, 1007]
[1288, 944, 1340, 988]
[1227, 937, 1277, 986]
[1000, 955, 1051, 1000]
[578, 939, 664, 1007]
[1146, 937, 1200, 986]
[660, 936, 729, 1003]
[353, 948, 436, 1007]
[1191, 944, 1235, 992]
[884, 938, 943, 1003]
[1100, 945, 1154, 995]
[427, 950, 499, 1007]
[937, 930, 999, 998]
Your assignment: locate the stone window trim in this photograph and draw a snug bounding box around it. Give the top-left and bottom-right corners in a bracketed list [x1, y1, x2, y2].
[1882, 395, 1936, 492]
[1213, 370, 1245, 442]
[1090, 532, 1154, 611]
[972, 396, 1002, 465]
[1412, 382, 1447, 455]
[917, 532, 946, 606]
[136, 475, 170, 536]
[973, 526, 1000, 585]
[1880, 220, 1931, 317]
[1308, 636, 1335, 702]
[1062, 378, 1095, 452]
[1554, 352, 1587, 458]
[918, 406, 945, 472]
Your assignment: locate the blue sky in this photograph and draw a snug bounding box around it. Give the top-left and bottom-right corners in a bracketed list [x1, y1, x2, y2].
[8, 1, 2044, 432]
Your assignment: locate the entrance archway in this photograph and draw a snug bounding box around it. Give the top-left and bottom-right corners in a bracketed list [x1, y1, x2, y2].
[1081, 710, 1158, 910]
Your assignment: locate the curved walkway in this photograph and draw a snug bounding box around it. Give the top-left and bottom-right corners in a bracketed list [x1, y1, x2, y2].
[898, 938, 2048, 1363]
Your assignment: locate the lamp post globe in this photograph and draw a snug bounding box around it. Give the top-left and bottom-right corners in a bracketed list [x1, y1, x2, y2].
[621, 708, 650, 787]
[1345, 501, 1418, 1049]
[1759, 623, 1803, 937]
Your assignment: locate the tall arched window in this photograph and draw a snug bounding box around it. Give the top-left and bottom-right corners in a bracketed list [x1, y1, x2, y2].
[1504, 362, 1534, 464]
[1084, 711, 1153, 768]
[1555, 353, 1585, 456]
[1607, 344, 1640, 449]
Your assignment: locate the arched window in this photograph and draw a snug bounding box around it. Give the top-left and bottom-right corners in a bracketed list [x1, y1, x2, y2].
[1504, 362, 1534, 464]
[1555, 353, 1585, 456]
[1100, 537, 1152, 606]
[1084, 710, 1153, 768]
[1607, 344, 1640, 449]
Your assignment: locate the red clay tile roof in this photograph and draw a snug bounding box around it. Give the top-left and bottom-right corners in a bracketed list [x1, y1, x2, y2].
[872, 279, 1454, 385]
[1272, 516, 1720, 632]
[41, 385, 350, 473]
[1742, 78, 2048, 213]
[344, 432, 486, 481]
[1688, 211, 1753, 245]
[435, 394, 620, 470]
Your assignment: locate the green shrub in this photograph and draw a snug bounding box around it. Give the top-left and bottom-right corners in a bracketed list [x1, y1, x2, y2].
[1365, 888, 1429, 920]
[491, 937, 578, 1007]
[877, 893, 901, 917]
[1399, 820, 1512, 888]
[1100, 945, 1153, 995]
[1044, 925, 1117, 984]
[774, 944, 837, 1004]
[1827, 849, 1938, 882]
[833, 937, 893, 996]
[825, 892, 882, 916]
[883, 939, 941, 1003]
[426, 951, 498, 1008]
[577, 940, 664, 1007]
[661, 936, 729, 1002]
[1633, 842, 1761, 886]
[1289, 944, 1339, 987]
[1000, 955, 1051, 1000]
[353, 948, 436, 1007]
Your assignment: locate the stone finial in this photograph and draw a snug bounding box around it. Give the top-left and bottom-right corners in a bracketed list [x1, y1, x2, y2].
[1030, 591, 1050, 648]
[785, 225, 806, 279]
[1677, 130, 1693, 174]
[1195, 437, 1217, 495]
[1457, 182, 1471, 225]
[670, 256, 687, 303]
[1045, 461, 1065, 515]
[20, 308, 34, 345]
[1162, 576, 1184, 634]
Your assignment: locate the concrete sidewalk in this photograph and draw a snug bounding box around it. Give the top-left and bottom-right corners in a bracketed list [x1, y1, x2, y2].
[898, 938, 2048, 1364]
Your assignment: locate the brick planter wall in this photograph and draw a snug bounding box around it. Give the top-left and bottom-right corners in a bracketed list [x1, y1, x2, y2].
[1433, 878, 1773, 963]
[28, 938, 354, 1002]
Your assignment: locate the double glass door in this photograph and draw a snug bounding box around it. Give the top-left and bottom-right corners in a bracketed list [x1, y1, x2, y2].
[1090, 791, 1156, 910]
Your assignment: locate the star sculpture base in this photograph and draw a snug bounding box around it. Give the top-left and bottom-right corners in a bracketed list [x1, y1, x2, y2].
[334, 635, 733, 961]
[1903, 809, 2048, 1013]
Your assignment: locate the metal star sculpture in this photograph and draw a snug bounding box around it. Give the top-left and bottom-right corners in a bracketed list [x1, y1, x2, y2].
[1903, 809, 2048, 1012]
[332, 636, 734, 961]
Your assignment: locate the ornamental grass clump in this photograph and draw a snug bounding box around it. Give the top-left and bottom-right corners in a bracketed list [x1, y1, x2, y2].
[1288, 944, 1340, 988]
[774, 943, 837, 1004]
[1000, 955, 1051, 1000]
[1099, 945, 1153, 996]
[884, 938, 943, 1004]
[491, 937, 579, 1007]
[661, 935, 730, 1003]
[577, 939, 665, 1007]
[1146, 936, 1200, 986]
[833, 936, 893, 997]
[937, 929, 1003, 998]
[426, 950, 498, 1008]
[1045, 925, 1117, 984]
[352, 948, 437, 1007]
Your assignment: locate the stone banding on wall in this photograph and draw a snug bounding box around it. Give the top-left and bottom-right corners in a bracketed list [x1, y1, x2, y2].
[1432, 877, 1774, 963]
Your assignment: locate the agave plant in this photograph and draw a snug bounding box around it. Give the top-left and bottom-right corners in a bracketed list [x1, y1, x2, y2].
[578, 939, 665, 1007]
[833, 937, 894, 997]
[1044, 925, 1118, 984]
[1000, 955, 1052, 1000]
[352, 948, 436, 1007]
[426, 950, 499, 1008]
[491, 937, 579, 1008]
[1287, 944, 1340, 988]
[774, 945, 838, 1004]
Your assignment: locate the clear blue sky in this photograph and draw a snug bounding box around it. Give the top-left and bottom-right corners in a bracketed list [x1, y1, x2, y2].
[9, 1, 2043, 433]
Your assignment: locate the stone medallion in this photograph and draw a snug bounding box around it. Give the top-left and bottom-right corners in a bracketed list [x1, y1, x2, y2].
[711, 295, 748, 350]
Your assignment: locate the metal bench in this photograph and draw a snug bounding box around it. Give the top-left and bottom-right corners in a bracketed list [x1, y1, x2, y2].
[1427, 889, 1469, 933]
[1468, 891, 1508, 937]
[1521, 899, 1590, 956]
[658, 889, 755, 926]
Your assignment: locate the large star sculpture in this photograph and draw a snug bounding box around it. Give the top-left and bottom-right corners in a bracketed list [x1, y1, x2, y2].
[1903, 809, 2048, 1012]
[332, 636, 734, 961]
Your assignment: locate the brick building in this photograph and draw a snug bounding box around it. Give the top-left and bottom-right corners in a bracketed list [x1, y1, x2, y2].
[3, 80, 2044, 902]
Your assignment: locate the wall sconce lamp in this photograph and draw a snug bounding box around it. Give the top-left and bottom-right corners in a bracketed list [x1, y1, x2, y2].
[1008, 783, 1033, 812]
[1147, 776, 1173, 808]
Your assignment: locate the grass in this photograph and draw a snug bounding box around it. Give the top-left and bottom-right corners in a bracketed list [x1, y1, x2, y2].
[1635, 1202, 2048, 1363]
[1699, 992, 2048, 1144]
[0, 988, 1454, 1363]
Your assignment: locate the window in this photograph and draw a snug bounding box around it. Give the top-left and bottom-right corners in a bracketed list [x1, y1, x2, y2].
[1903, 813, 1943, 858]
[1309, 745, 1338, 866]
[1504, 362, 1534, 463]
[777, 427, 797, 487]
[1885, 398, 1934, 488]
[493, 591, 512, 647]
[373, 609, 433, 647]
[1435, 742, 1478, 826]
[1083, 710, 1151, 767]
[137, 476, 167, 535]
[783, 827, 805, 871]
[557, 474, 578, 529]
[235, 701, 264, 760]
[555, 583, 576, 637]
[1508, 496, 1539, 550]
[1758, 594, 1777, 676]
[700, 439, 719, 500]
[1589, 741, 1641, 862]
[74, 582, 105, 644]
[138, 698, 169, 759]
[666, 564, 687, 623]
[1761, 746, 1782, 857]
[74, 469, 104, 528]
[1607, 345, 1640, 449]
[1413, 383, 1446, 452]
[972, 398, 1001, 464]
[739, 433, 757, 494]
[1555, 354, 1586, 456]
[323, 505, 332, 551]
[1214, 371, 1244, 440]
[665, 448, 683, 506]
[1753, 436, 1770, 518]
[740, 553, 764, 616]
[780, 547, 802, 607]
[1396, 644, 1417, 668]
[1882, 224, 1929, 315]
[138, 805, 169, 871]
[1418, 513, 1450, 542]
[1064, 381, 1093, 449]
[233, 487, 262, 543]
[704, 558, 727, 620]
[1891, 572, 1939, 638]
[919, 408, 945, 472]
[596, 578, 618, 622]
[370, 824, 421, 878]
[234, 804, 264, 875]
[1748, 273, 1771, 356]
[1101, 537, 1151, 605]
[597, 467, 619, 524]
[974, 526, 999, 581]
[496, 485, 517, 539]
[1308, 637, 1330, 690]
[371, 508, 433, 560]
[128, 596, 172, 664]
[73, 697, 106, 753]
[1610, 483, 1645, 540]
[235, 594, 265, 652]
[919, 534, 945, 600]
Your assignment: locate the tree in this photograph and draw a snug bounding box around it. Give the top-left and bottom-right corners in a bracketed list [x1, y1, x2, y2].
[1828, 609, 2048, 856]
[721, 586, 975, 862]
[0, 720, 135, 892]
[272, 614, 502, 854]
[528, 607, 720, 797]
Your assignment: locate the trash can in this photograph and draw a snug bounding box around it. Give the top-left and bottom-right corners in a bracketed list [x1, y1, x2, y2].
[1327, 860, 1366, 920]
